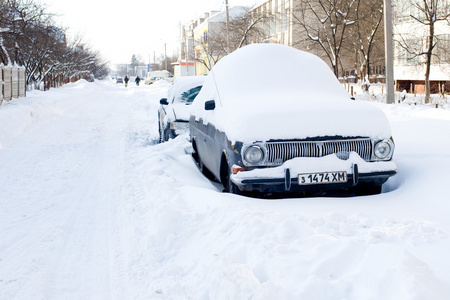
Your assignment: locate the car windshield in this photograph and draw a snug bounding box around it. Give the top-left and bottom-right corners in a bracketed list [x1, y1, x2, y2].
[178, 86, 202, 104]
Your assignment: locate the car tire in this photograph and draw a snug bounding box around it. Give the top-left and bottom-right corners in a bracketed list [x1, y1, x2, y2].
[160, 126, 174, 142]
[191, 141, 199, 162]
[198, 154, 216, 181]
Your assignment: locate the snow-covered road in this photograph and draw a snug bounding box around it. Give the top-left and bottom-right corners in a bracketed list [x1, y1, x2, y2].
[1, 80, 450, 299]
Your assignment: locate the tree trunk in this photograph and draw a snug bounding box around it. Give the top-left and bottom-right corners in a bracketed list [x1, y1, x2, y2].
[424, 53, 432, 104]
[424, 22, 435, 104]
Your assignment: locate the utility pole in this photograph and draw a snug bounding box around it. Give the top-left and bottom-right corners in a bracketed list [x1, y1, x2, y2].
[384, 0, 395, 104]
[164, 43, 168, 70]
[225, 0, 230, 54]
[185, 38, 190, 76]
[148, 53, 150, 73]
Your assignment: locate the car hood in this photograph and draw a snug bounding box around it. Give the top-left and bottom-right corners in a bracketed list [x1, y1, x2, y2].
[171, 104, 192, 122]
[211, 97, 392, 143]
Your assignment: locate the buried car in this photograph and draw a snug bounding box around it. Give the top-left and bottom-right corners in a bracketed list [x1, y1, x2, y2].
[158, 76, 205, 142]
[189, 44, 397, 195]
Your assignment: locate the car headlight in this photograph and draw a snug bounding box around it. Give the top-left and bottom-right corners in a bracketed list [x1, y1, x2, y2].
[374, 140, 392, 160]
[244, 145, 264, 164]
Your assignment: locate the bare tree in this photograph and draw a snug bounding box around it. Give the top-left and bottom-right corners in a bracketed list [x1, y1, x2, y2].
[0, 0, 53, 65]
[228, 8, 266, 51]
[395, 0, 450, 103]
[291, 0, 357, 77]
[192, 37, 224, 72]
[356, 0, 384, 83]
[1, 0, 109, 88]
[155, 53, 177, 74]
[190, 7, 266, 71]
[21, 24, 66, 86]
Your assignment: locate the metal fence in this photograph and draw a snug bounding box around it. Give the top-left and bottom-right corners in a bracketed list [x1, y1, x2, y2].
[1, 65, 26, 105]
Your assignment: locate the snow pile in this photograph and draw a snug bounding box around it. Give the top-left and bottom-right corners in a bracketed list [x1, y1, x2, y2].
[1, 79, 450, 299]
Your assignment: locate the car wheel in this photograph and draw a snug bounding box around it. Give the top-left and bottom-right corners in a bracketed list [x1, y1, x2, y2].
[162, 126, 174, 142]
[191, 141, 199, 162]
[198, 154, 216, 181]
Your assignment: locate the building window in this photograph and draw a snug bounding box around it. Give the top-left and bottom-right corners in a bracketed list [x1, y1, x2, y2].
[434, 34, 450, 64]
[397, 39, 421, 66]
[270, 16, 275, 36]
[283, 9, 289, 32]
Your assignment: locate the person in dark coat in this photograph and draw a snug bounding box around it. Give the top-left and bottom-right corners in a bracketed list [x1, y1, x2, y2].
[124, 76, 129, 87]
[135, 76, 141, 86]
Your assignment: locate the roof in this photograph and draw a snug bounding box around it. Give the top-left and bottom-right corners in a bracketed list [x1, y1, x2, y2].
[207, 6, 248, 23]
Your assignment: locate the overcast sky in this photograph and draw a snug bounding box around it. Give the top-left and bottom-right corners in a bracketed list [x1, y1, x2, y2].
[41, 0, 261, 67]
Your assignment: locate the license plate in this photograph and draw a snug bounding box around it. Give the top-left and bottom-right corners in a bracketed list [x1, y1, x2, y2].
[298, 171, 347, 185]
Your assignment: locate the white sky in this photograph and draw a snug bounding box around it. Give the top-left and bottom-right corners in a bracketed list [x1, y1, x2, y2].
[41, 0, 261, 67]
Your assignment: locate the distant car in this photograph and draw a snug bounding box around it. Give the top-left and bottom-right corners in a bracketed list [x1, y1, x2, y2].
[158, 76, 205, 142]
[145, 70, 174, 85]
[189, 44, 397, 196]
[116, 77, 123, 84]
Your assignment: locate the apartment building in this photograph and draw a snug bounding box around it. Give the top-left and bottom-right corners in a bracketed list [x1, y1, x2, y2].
[249, 0, 385, 82]
[180, 7, 248, 76]
[394, 0, 450, 94]
[250, 0, 294, 46]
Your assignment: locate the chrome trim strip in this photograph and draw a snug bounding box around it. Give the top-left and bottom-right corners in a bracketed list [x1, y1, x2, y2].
[261, 138, 373, 166]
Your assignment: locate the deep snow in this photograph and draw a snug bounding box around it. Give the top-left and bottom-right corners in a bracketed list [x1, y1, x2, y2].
[1, 79, 450, 299]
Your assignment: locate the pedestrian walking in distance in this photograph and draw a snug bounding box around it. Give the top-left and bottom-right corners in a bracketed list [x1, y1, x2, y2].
[135, 76, 141, 86]
[124, 76, 129, 87]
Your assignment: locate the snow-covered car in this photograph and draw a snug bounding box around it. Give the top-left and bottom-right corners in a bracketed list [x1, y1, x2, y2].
[145, 70, 174, 85]
[116, 77, 123, 84]
[158, 76, 205, 142]
[189, 44, 397, 196]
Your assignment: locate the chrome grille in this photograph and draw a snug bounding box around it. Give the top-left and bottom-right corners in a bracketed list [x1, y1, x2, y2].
[264, 138, 373, 165]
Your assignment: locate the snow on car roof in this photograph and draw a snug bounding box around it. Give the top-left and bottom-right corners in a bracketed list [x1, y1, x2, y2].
[191, 44, 392, 143]
[167, 76, 205, 103]
[197, 43, 351, 106]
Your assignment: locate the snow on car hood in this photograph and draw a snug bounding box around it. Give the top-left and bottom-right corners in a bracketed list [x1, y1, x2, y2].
[217, 97, 392, 142]
[191, 44, 392, 143]
[171, 103, 192, 121]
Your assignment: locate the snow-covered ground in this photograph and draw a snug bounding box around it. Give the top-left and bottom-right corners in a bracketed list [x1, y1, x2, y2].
[1, 79, 450, 299]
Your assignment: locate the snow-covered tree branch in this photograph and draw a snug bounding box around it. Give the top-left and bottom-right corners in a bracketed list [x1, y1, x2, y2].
[0, 0, 109, 89]
[291, 0, 357, 77]
[395, 0, 450, 103]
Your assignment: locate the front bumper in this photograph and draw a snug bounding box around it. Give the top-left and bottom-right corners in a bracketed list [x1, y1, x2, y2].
[231, 153, 397, 193]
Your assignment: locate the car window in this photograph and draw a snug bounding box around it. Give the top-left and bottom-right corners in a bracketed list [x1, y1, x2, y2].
[177, 86, 202, 104]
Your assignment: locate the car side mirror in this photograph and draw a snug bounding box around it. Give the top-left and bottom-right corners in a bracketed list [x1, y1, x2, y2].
[205, 100, 216, 110]
[160, 98, 168, 105]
